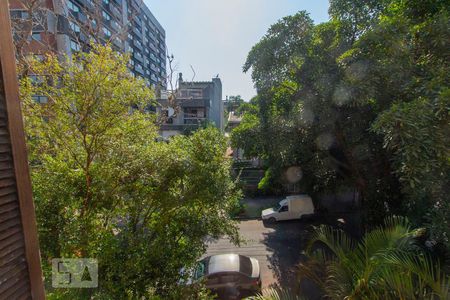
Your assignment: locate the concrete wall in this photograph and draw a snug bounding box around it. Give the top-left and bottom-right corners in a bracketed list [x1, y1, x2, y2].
[161, 130, 181, 139]
[210, 78, 223, 131]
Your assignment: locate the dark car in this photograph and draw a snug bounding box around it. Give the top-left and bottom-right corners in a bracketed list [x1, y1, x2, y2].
[191, 254, 261, 297]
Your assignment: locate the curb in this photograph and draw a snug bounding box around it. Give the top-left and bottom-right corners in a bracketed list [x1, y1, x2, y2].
[232, 216, 262, 221]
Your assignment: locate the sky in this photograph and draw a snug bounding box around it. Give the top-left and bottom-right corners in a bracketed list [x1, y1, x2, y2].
[145, 0, 330, 101]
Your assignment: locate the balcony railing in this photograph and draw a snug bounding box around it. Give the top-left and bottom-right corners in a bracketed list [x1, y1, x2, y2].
[184, 118, 206, 125]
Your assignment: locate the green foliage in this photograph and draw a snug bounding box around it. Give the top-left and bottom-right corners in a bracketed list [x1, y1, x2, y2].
[225, 95, 245, 114]
[373, 93, 450, 245]
[299, 216, 450, 299]
[243, 11, 314, 90]
[247, 288, 305, 300]
[20, 45, 241, 298]
[257, 169, 272, 191]
[236, 0, 450, 246]
[230, 113, 262, 158]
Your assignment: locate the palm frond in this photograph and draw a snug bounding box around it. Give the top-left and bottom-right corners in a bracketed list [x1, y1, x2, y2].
[246, 288, 305, 300]
[305, 225, 354, 261]
[297, 257, 326, 291]
[382, 251, 450, 299]
[297, 215, 449, 299]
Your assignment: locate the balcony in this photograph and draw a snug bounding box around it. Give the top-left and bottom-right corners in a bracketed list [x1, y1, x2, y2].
[133, 52, 144, 63]
[130, 0, 141, 11]
[184, 118, 206, 125]
[109, 3, 122, 18]
[82, 0, 95, 10]
[73, 11, 87, 23]
[133, 39, 143, 51]
[132, 26, 142, 38]
[157, 98, 210, 108]
[148, 32, 157, 42]
[110, 20, 120, 31]
[113, 37, 122, 48]
[160, 124, 200, 131]
[78, 32, 88, 43]
[133, 15, 142, 25]
[134, 64, 144, 75]
[149, 43, 157, 52]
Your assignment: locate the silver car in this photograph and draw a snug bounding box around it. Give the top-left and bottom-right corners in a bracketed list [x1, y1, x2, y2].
[192, 254, 261, 297]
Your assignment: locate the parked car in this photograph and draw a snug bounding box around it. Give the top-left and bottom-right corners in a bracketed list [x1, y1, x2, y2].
[185, 254, 261, 297]
[261, 194, 314, 222]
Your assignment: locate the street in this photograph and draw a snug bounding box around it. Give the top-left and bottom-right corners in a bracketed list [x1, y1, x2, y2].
[206, 219, 310, 293]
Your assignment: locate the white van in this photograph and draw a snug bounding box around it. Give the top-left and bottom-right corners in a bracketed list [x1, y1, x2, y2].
[261, 195, 314, 222]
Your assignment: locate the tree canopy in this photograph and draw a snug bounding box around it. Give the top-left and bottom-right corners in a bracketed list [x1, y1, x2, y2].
[233, 0, 449, 247]
[20, 45, 241, 298]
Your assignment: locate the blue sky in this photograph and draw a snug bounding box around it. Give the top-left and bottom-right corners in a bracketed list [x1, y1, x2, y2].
[145, 0, 330, 100]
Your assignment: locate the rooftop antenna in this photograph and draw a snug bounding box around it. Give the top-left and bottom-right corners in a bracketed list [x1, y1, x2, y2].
[190, 65, 196, 83]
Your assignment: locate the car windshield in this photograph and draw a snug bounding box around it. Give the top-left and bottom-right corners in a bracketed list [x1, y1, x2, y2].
[239, 255, 252, 276]
[273, 203, 282, 211]
[194, 258, 209, 280]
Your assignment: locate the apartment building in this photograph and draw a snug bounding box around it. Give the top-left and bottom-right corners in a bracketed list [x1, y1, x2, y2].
[9, 0, 166, 88]
[156, 73, 224, 138]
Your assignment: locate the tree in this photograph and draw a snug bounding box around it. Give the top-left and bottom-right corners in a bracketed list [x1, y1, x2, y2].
[298, 216, 450, 299]
[340, 0, 450, 245]
[20, 45, 241, 298]
[241, 10, 401, 218]
[238, 1, 449, 243]
[231, 113, 262, 158]
[225, 95, 245, 113]
[249, 288, 305, 300]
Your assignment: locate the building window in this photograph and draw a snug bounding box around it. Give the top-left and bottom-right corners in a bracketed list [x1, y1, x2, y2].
[10, 10, 30, 19]
[70, 21, 80, 33]
[102, 10, 111, 21]
[67, 0, 80, 12]
[29, 75, 44, 84]
[70, 40, 80, 51]
[32, 96, 48, 104]
[103, 27, 111, 38]
[31, 32, 41, 41]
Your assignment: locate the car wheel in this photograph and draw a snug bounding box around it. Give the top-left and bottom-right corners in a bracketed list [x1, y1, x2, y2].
[268, 217, 276, 223]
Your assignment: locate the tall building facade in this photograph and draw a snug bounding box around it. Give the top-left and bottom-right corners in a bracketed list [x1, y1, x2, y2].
[9, 0, 166, 88]
[156, 73, 224, 138]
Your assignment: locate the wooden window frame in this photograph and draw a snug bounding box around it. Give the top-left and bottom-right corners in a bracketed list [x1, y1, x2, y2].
[0, 1, 45, 299]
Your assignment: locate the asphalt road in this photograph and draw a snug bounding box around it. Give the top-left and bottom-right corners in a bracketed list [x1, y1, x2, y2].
[205, 219, 311, 294]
